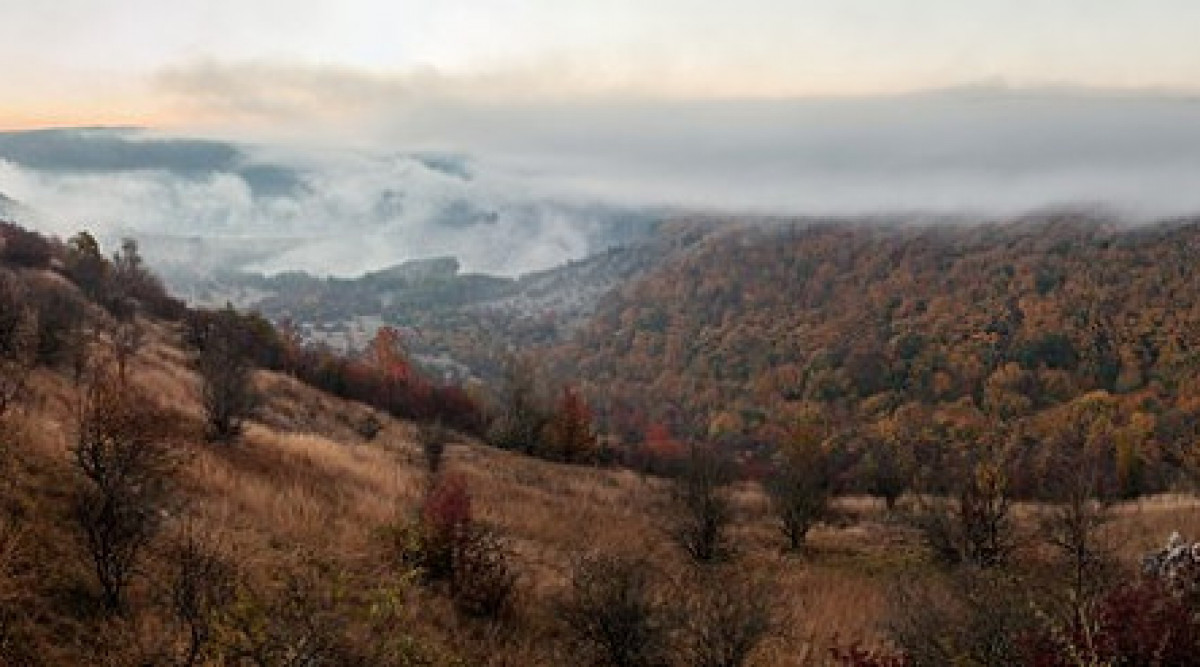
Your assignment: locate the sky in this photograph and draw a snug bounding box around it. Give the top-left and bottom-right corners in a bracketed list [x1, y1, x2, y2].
[4, 1, 1200, 131]
[4, 2, 1200, 277]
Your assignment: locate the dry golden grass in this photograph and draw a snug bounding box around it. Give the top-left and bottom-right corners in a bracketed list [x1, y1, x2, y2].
[4, 317, 1199, 665]
[1109, 494, 1200, 562]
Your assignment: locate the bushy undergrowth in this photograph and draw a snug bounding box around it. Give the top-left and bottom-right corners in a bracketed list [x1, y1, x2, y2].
[184, 307, 488, 435]
[396, 473, 518, 621]
[558, 553, 676, 667]
[557, 556, 775, 667]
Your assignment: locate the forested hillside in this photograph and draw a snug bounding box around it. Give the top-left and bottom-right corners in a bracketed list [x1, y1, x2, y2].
[554, 214, 1200, 496]
[9, 216, 1200, 665]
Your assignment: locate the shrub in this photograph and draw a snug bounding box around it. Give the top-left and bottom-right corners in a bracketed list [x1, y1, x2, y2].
[419, 421, 451, 475]
[72, 377, 179, 611]
[197, 307, 260, 443]
[449, 524, 517, 619]
[356, 412, 383, 441]
[910, 460, 1013, 568]
[265, 327, 486, 435]
[682, 572, 775, 667]
[885, 570, 1037, 667]
[664, 445, 735, 563]
[401, 473, 516, 619]
[185, 308, 283, 371]
[0, 277, 36, 419]
[541, 386, 599, 463]
[830, 641, 909, 667]
[489, 355, 550, 454]
[0, 270, 28, 358]
[0, 222, 52, 269]
[163, 530, 234, 667]
[1022, 580, 1200, 666]
[0, 517, 35, 665]
[213, 575, 356, 666]
[28, 279, 86, 367]
[415, 473, 473, 582]
[765, 437, 836, 552]
[558, 553, 675, 667]
[1140, 531, 1200, 605]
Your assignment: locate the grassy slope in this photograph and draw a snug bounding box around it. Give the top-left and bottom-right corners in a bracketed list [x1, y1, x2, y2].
[2, 312, 1198, 665]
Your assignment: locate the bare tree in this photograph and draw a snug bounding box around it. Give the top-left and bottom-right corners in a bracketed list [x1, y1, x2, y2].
[163, 529, 234, 667]
[1036, 453, 1116, 604]
[72, 377, 178, 611]
[664, 444, 735, 563]
[110, 315, 144, 386]
[910, 458, 1013, 569]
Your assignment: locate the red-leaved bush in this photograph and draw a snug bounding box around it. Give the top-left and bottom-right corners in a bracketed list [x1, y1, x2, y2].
[184, 308, 488, 434]
[419, 473, 472, 583]
[408, 473, 516, 618]
[1022, 581, 1200, 666]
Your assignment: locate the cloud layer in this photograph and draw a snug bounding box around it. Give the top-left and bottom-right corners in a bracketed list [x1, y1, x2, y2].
[0, 129, 651, 277]
[4, 86, 1200, 279]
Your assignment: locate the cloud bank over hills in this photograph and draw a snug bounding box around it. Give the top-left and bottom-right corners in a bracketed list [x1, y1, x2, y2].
[0, 128, 653, 277]
[3, 87, 1200, 278]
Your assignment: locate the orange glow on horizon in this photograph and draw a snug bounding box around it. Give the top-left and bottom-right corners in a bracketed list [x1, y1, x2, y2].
[0, 108, 183, 132]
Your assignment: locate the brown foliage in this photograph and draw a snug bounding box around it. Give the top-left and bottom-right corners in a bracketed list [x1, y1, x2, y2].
[542, 386, 599, 463]
[884, 570, 1037, 667]
[549, 219, 1200, 496]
